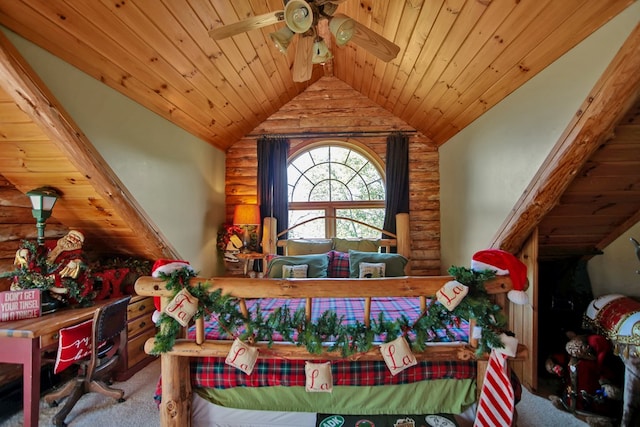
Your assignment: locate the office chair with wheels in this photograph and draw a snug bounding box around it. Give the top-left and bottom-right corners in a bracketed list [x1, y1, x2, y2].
[44, 296, 132, 427]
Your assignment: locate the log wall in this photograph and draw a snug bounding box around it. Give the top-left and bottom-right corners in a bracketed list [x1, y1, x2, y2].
[225, 77, 441, 275]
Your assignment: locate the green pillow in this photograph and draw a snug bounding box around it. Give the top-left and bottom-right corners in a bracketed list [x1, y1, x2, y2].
[286, 239, 333, 255]
[348, 250, 408, 278]
[267, 253, 330, 278]
[332, 238, 380, 253]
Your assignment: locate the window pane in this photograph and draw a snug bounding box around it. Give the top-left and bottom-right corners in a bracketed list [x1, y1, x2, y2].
[336, 209, 385, 238]
[330, 179, 351, 201]
[288, 210, 325, 238]
[309, 180, 331, 202]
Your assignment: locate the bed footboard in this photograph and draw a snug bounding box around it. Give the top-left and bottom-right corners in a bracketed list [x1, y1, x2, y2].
[136, 274, 527, 427]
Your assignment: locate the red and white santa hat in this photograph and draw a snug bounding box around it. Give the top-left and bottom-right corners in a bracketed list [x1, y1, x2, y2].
[151, 259, 194, 323]
[471, 249, 529, 305]
[152, 259, 194, 278]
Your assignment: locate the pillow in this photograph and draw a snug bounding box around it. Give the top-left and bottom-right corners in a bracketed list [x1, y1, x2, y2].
[286, 239, 333, 256]
[267, 254, 329, 278]
[359, 262, 385, 278]
[54, 319, 93, 374]
[282, 264, 308, 278]
[332, 238, 380, 253]
[348, 250, 408, 278]
[327, 250, 350, 278]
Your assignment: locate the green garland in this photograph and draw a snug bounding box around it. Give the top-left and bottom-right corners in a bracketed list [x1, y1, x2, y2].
[151, 266, 508, 357]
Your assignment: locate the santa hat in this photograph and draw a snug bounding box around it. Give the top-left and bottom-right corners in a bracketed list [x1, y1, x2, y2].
[151, 259, 194, 323]
[151, 259, 194, 278]
[471, 249, 528, 305]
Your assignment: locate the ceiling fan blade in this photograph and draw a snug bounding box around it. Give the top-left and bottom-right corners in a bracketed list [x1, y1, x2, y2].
[350, 21, 400, 62]
[208, 11, 284, 40]
[292, 35, 314, 82]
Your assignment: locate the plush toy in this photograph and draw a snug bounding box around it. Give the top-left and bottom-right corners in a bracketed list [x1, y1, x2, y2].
[546, 332, 624, 424]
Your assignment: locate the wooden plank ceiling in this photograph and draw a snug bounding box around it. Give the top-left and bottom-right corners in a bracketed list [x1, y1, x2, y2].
[0, 0, 638, 266]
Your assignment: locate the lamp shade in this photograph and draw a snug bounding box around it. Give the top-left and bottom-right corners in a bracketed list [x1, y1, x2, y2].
[284, 0, 313, 34]
[312, 38, 333, 64]
[329, 14, 355, 46]
[233, 204, 261, 225]
[270, 27, 295, 54]
[27, 187, 59, 213]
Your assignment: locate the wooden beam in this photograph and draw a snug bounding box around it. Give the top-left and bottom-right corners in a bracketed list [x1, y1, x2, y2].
[0, 30, 179, 259]
[490, 22, 640, 253]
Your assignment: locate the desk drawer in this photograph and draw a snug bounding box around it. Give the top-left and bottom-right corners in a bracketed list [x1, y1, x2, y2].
[41, 330, 60, 349]
[127, 314, 152, 337]
[127, 328, 156, 369]
[127, 297, 154, 320]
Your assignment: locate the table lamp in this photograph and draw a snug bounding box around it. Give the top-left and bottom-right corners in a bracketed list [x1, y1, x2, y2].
[233, 204, 260, 252]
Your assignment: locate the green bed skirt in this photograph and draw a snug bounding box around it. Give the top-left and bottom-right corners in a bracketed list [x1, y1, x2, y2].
[196, 379, 476, 415]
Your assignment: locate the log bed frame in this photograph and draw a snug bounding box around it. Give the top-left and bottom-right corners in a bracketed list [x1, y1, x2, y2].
[134, 215, 527, 426]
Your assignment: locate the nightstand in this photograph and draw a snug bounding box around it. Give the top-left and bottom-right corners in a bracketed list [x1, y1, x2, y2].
[236, 252, 264, 276]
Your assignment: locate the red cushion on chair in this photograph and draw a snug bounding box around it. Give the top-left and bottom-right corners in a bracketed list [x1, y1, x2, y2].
[54, 319, 93, 374]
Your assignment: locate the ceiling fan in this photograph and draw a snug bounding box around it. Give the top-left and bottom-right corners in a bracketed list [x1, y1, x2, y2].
[208, 0, 400, 82]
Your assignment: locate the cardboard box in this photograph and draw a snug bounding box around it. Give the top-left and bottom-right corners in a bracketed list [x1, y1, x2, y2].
[0, 289, 41, 321]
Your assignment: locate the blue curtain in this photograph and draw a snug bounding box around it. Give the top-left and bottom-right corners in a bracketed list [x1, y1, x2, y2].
[257, 136, 290, 249]
[383, 132, 409, 243]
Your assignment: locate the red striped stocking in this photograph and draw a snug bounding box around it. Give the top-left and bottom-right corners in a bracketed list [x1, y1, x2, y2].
[474, 349, 515, 427]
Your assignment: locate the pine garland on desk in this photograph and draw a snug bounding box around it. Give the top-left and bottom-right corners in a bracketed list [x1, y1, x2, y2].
[151, 266, 507, 357]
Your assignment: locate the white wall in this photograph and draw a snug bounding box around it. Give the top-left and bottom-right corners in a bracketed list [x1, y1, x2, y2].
[588, 222, 640, 298]
[439, 3, 640, 274]
[2, 27, 227, 277]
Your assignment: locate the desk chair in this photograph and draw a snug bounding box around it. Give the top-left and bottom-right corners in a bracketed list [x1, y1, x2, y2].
[44, 296, 132, 427]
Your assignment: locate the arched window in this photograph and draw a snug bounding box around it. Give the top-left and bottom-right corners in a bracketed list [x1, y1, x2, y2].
[287, 143, 385, 238]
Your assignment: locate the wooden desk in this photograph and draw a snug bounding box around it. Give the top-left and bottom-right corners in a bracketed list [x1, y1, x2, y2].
[0, 298, 115, 427]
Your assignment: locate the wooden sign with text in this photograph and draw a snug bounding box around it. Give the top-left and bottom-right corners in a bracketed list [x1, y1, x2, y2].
[0, 290, 41, 321]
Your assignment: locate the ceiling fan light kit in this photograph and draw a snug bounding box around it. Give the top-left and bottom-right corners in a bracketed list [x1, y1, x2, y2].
[208, 0, 400, 82]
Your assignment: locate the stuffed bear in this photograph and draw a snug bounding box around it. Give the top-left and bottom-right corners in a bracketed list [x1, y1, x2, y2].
[546, 332, 624, 424]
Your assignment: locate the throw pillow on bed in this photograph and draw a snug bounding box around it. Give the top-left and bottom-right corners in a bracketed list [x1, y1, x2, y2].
[359, 262, 386, 278]
[282, 264, 308, 278]
[286, 239, 333, 255]
[332, 237, 380, 253]
[327, 250, 350, 278]
[266, 253, 329, 278]
[348, 250, 408, 278]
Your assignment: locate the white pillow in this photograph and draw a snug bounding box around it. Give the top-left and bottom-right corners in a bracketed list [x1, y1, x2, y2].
[282, 264, 308, 278]
[359, 262, 385, 278]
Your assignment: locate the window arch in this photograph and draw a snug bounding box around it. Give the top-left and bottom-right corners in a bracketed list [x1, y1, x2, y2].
[287, 142, 385, 239]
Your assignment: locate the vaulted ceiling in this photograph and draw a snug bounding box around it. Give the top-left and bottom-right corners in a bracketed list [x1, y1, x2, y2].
[0, 0, 635, 151]
[0, 0, 638, 268]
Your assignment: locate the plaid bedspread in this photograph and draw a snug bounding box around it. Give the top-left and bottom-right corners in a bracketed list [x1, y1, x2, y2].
[197, 296, 468, 342]
[154, 297, 474, 401]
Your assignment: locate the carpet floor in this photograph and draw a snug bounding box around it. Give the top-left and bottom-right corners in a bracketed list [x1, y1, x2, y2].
[0, 359, 589, 427]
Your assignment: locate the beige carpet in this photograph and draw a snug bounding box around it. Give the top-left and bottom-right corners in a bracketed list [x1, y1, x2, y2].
[0, 359, 589, 427]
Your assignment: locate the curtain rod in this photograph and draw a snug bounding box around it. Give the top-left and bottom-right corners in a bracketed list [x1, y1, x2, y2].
[247, 130, 417, 139]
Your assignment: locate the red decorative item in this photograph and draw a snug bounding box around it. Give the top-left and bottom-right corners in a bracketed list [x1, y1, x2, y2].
[54, 319, 93, 374]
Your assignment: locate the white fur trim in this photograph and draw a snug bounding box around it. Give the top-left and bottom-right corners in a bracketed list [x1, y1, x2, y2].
[495, 333, 518, 357]
[508, 289, 529, 305]
[470, 260, 509, 275]
[152, 310, 162, 324]
[152, 262, 194, 277]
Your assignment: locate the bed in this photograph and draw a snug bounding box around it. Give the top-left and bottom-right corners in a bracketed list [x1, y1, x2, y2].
[134, 215, 526, 427]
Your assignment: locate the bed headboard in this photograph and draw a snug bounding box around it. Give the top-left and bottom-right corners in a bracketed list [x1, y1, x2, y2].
[262, 213, 411, 261]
